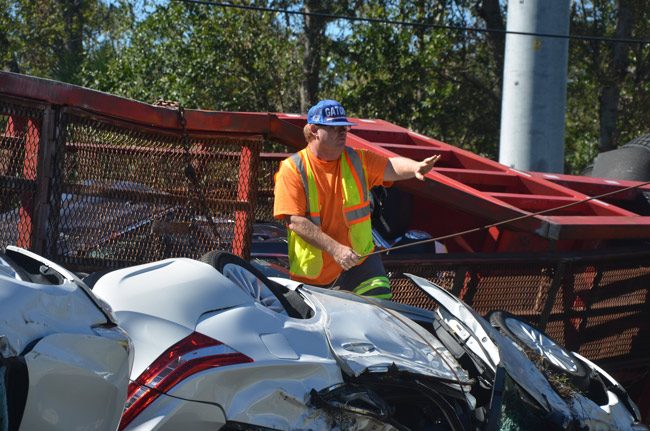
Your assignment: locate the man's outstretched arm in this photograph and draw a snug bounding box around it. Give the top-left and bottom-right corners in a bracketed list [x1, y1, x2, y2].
[383, 155, 440, 181]
[286, 215, 359, 270]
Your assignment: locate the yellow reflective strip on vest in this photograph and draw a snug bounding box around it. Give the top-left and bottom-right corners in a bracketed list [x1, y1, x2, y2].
[344, 147, 368, 201]
[353, 276, 392, 298]
[341, 149, 374, 257]
[290, 151, 321, 226]
[340, 149, 362, 208]
[302, 151, 321, 227]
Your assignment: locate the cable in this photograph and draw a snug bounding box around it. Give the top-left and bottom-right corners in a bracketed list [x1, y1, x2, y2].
[175, 0, 650, 46]
[366, 178, 650, 257]
[326, 179, 650, 289]
[129, 378, 228, 415]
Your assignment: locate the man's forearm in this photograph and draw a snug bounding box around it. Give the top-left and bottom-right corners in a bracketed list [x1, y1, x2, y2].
[385, 157, 419, 180]
[384, 155, 439, 181]
[286, 215, 340, 256]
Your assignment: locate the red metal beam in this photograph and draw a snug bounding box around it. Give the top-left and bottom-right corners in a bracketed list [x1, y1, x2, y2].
[538, 215, 650, 240]
[269, 114, 307, 149]
[0, 72, 270, 134]
[530, 171, 650, 202]
[371, 143, 452, 161]
[233, 143, 258, 258]
[434, 168, 518, 189]
[488, 192, 637, 216]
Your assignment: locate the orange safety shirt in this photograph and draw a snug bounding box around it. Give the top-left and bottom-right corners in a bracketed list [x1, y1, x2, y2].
[274, 146, 391, 285]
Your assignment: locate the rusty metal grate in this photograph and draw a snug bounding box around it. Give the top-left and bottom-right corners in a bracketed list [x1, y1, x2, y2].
[384, 254, 650, 365]
[256, 144, 291, 223]
[43, 108, 262, 270]
[0, 99, 44, 250]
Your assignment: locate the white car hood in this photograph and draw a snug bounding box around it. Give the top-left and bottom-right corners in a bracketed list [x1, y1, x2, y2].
[94, 258, 256, 330]
[302, 287, 470, 384]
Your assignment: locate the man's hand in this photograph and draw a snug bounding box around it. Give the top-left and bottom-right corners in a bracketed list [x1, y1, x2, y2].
[414, 155, 440, 180]
[331, 244, 360, 270]
[287, 215, 359, 271]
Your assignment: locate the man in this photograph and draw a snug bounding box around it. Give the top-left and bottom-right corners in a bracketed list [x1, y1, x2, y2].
[274, 100, 439, 299]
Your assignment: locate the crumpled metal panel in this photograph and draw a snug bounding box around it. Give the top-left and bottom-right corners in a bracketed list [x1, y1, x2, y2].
[0, 275, 107, 358]
[20, 332, 131, 431]
[305, 288, 470, 384]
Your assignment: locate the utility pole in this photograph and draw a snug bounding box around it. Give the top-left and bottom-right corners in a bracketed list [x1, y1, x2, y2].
[498, 0, 571, 173]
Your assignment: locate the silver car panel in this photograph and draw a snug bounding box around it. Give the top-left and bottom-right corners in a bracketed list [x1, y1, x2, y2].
[304, 287, 470, 385]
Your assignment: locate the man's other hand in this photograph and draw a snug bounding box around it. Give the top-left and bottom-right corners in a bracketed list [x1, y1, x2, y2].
[332, 245, 360, 270]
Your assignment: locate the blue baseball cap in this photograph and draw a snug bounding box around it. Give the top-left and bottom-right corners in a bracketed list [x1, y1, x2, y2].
[307, 100, 355, 126]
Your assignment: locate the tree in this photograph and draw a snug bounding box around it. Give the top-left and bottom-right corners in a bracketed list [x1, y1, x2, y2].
[5, 0, 650, 175]
[299, 0, 360, 112]
[0, 0, 20, 72]
[474, 0, 505, 94]
[94, 1, 301, 112]
[0, 0, 134, 84]
[321, 0, 503, 158]
[301, 0, 328, 112]
[566, 0, 650, 172]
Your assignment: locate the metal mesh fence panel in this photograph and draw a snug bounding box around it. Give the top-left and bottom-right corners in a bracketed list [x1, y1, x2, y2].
[50, 109, 261, 271]
[256, 146, 290, 223]
[384, 253, 650, 365]
[386, 259, 455, 310]
[0, 99, 44, 250]
[465, 266, 554, 317]
[563, 261, 650, 362]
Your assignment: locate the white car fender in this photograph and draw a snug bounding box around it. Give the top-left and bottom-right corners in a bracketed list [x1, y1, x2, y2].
[19, 332, 131, 431]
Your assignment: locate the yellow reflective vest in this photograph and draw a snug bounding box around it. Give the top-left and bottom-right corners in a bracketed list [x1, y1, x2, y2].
[287, 147, 374, 281]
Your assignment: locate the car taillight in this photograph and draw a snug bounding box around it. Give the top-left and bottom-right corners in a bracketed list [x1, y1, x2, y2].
[118, 331, 253, 430]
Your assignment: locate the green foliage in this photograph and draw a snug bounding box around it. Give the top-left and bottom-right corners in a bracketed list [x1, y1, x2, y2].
[4, 0, 650, 173]
[566, 0, 650, 172]
[92, 1, 302, 111]
[322, 1, 502, 159]
[0, 0, 135, 84]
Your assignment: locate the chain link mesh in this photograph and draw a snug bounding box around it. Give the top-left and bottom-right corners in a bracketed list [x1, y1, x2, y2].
[385, 256, 650, 363]
[47, 109, 261, 270]
[0, 99, 43, 250]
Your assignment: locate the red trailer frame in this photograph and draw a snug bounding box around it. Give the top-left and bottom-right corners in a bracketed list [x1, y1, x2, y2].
[1, 72, 649, 421]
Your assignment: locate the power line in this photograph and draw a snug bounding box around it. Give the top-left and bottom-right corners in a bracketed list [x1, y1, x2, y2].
[176, 0, 650, 45]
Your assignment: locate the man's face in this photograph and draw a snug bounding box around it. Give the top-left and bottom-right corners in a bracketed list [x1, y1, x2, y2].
[314, 125, 350, 149]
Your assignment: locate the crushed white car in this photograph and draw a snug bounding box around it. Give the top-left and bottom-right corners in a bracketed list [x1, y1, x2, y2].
[91, 251, 648, 431]
[1, 246, 647, 430]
